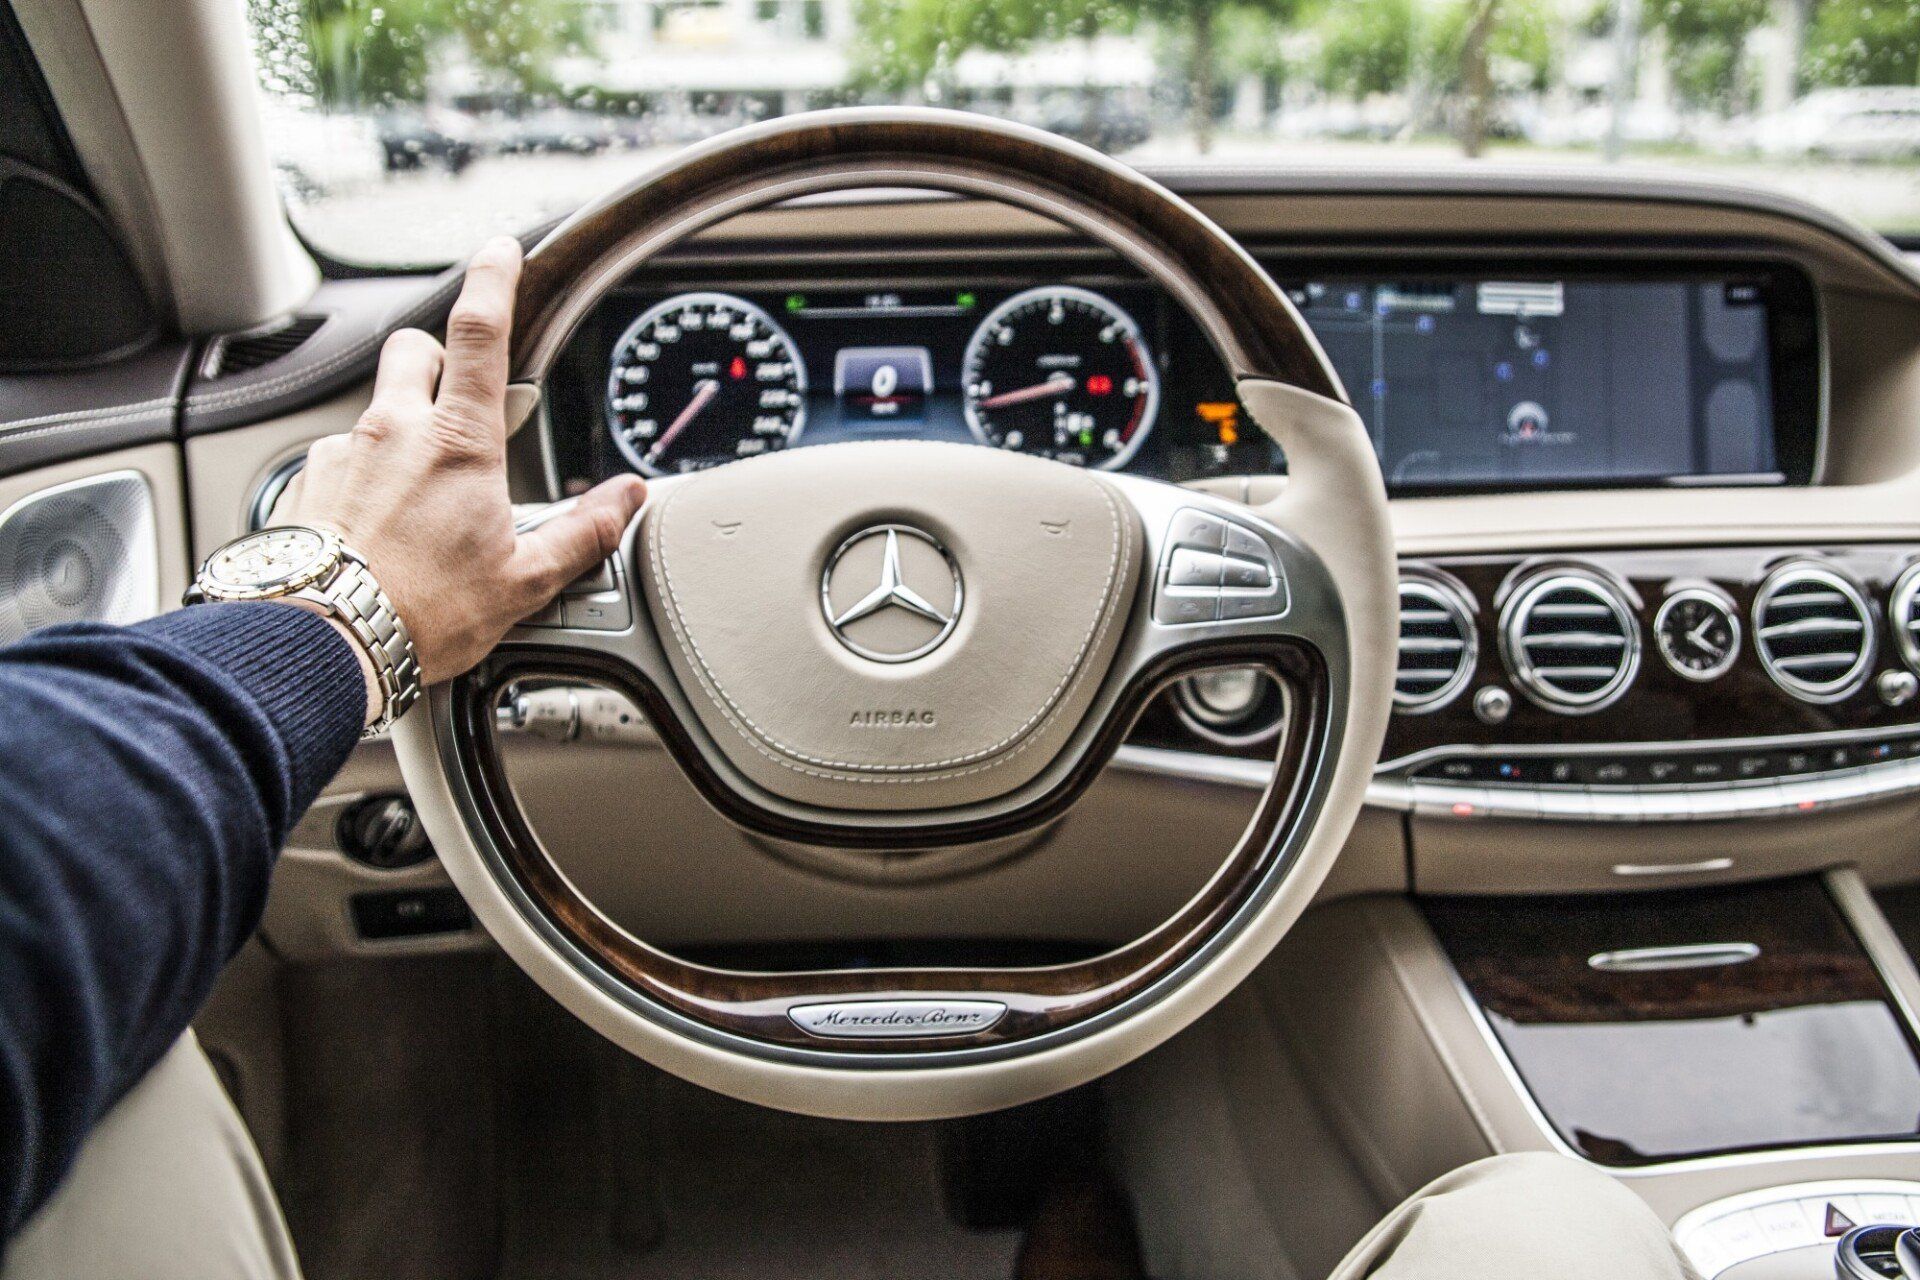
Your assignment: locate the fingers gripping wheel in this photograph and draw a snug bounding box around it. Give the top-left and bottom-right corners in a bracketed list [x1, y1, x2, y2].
[392, 108, 1396, 1120]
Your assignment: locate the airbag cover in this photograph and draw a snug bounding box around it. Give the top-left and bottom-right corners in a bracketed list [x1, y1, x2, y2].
[640, 442, 1141, 812]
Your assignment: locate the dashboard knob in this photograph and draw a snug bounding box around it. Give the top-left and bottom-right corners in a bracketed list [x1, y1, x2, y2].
[1879, 669, 1918, 708]
[1472, 686, 1513, 725]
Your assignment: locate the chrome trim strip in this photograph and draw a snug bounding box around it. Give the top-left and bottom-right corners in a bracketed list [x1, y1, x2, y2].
[1379, 758, 1920, 821]
[1611, 857, 1735, 878]
[1124, 722, 1920, 822]
[1380, 720, 1920, 773]
[1588, 942, 1759, 973]
[1109, 744, 1274, 790]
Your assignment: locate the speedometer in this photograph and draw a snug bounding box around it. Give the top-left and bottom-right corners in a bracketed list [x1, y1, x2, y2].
[961, 286, 1159, 469]
[605, 292, 806, 476]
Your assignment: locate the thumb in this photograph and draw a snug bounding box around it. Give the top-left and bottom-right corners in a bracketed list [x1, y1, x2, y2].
[515, 474, 648, 601]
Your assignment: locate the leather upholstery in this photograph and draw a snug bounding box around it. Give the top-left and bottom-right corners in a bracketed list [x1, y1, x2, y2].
[642, 440, 1141, 810]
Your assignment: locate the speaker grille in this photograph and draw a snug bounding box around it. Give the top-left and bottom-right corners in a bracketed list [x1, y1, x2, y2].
[0, 472, 157, 643]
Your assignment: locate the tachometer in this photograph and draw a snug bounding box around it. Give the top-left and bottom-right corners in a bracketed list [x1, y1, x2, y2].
[605, 292, 806, 476]
[961, 286, 1158, 469]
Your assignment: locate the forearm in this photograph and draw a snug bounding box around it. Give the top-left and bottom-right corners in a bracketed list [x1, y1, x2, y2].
[0, 603, 364, 1237]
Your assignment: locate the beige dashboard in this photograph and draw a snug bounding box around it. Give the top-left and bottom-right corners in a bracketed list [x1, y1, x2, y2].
[176, 171, 1920, 961]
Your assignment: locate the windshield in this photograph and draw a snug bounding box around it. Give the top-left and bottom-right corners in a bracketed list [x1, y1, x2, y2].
[245, 0, 1920, 266]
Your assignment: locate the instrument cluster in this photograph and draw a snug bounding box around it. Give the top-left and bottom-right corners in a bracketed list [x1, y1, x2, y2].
[600, 284, 1164, 476]
[548, 278, 1270, 491]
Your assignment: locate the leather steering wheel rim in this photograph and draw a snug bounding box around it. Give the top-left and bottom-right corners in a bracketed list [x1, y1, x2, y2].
[392, 107, 1397, 1120]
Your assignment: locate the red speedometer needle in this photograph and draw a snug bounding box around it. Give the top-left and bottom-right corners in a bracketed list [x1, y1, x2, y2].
[978, 373, 1075, 409]
[646, 378, 720, 465]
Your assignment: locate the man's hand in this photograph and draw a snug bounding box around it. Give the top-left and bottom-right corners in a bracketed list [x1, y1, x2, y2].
[286, 236, 647, 687]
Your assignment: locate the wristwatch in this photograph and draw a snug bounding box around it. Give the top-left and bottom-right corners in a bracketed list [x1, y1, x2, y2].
[186, 526, 421, 736]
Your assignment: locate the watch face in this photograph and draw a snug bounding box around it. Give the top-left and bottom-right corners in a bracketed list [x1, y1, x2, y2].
[1655, 590, 1741, 682]
[204, 527, 334, 594]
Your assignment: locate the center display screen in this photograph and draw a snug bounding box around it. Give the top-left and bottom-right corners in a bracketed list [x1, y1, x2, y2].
[1286, 277, 1784, 489]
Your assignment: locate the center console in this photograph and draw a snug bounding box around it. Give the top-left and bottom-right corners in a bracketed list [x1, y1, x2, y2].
[1426, 877, 1920, 1279]
[1425, 879, 1920, 1170]
[1240, 872, 1920, 1280]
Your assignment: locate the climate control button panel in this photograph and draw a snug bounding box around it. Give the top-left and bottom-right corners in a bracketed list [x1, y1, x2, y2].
[1371, 730, 1920, 822]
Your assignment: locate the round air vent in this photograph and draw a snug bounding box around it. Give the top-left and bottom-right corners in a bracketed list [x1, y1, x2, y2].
[1395, 575, 1477, 713]
[1498, 569, 1639, 714]
[1753, 562, 1875, 703]
[1890, 562, 1920, 675]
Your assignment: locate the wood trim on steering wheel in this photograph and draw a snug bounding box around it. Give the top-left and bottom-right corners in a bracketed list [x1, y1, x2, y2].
[451, 643, 1328, 1055]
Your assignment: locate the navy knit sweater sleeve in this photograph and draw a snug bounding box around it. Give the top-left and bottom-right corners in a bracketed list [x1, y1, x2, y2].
[0, 602, 365, 1238]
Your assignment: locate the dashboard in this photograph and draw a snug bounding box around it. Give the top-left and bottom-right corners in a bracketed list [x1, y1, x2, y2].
[545, 260, 1822, 497]
[195, 164, 1920, 959]
[532, 235, 1904, 890]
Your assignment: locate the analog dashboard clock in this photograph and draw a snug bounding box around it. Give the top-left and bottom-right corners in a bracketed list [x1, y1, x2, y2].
[1654, 587, 1742, 681]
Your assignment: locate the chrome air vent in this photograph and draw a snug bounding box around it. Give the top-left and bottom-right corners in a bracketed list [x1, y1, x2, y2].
[1891, 562, 1920, 674]
[1499, 570, 1639, 714]
[1754, 563, 1875, 703]
[1395, 575, 1477, 713]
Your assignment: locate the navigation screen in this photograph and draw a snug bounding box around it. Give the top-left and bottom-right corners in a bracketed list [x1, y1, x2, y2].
[1287, 278, 1781, 489]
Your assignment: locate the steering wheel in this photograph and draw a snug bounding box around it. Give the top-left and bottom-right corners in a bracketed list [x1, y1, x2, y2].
[393, 107, 1396, 1121]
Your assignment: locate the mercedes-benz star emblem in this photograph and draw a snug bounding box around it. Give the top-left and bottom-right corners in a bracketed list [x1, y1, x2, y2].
[820, 525, 963, 663]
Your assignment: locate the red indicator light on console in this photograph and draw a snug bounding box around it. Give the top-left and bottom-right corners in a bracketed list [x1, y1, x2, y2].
[1450, 802, 1475, 817]
[1087, 374, 1113, 396]
[729, 356, 748, 380]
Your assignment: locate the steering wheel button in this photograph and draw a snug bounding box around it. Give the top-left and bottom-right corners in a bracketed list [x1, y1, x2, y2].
[1167, 547, 1226, 588]
[520, 599, 565, 628]
[563, 591, 631, 630]
[1164, 508, 1226, 552]
[1154, 589, 1219, 626]
[1221, 555, 1272, 590]
[1220, 579, 1289, 620]
[565, 557, 618, 594]
[1223, 522, 1274, 564]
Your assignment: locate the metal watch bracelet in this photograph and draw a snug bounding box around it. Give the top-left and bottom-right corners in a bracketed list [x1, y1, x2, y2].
[323, 553, 421, 737]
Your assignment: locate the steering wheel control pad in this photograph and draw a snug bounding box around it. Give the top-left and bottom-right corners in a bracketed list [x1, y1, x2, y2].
[641, 440, 1142, 811]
